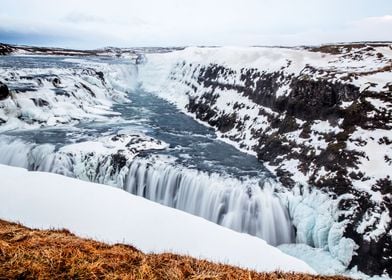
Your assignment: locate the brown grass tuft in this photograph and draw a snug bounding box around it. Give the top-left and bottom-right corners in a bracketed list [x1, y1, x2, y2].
[0, 219, 350, 280]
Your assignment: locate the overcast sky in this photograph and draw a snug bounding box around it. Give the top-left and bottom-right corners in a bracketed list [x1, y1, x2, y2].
[0, 0, 391, 48]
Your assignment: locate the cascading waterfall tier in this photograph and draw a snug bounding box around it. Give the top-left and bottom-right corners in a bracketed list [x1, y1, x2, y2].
[124, 159, 294, 245]
[0, 136, 294, 245]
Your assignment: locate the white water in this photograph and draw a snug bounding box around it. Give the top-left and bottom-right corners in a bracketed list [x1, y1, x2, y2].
[0, 137, 294, 245]
[125, 158, 294, 245]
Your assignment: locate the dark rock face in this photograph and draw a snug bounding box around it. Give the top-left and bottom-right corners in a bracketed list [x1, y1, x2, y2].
[110, 153, 128, 175]
[173, 61, 392, 277]
[0, 44, 13, 55]
[0, 82, 10, 100]
[52, 77, 62, 88]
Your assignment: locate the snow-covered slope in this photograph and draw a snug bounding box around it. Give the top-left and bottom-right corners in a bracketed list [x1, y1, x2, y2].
[138, 43, 392, 277]
[0, 164, 314, 274]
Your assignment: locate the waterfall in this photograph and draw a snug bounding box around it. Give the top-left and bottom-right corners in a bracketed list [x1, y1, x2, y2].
[0, 136, 294, 245]
[105, 62, 139, 94]
[124, 159, 294, 245]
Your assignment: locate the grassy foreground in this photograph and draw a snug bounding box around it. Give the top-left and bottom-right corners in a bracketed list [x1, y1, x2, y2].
[0, 220, 350, 280]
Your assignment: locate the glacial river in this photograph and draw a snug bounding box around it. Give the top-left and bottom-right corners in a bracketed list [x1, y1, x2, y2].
[0, 56, 294, 246]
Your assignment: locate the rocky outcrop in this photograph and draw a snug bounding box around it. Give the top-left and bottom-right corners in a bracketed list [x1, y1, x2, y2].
[0, 82, 10, 100]
[0, 44, 13, 55]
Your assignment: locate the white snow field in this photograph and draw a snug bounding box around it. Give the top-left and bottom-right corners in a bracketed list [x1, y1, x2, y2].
[0, 164, 314, 274]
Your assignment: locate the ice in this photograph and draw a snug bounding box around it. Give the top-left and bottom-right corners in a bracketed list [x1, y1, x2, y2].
[278, 244, 347, 275]
[328, 222, 358, 266]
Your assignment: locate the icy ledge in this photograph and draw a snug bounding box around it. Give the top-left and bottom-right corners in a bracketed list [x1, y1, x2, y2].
[0, 164, 314, 274]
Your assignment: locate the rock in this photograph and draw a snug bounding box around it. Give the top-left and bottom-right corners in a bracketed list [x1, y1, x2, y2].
[0, 82, 10, 100]
[52, 77, 61, 88]
[0, 44, 13, 55]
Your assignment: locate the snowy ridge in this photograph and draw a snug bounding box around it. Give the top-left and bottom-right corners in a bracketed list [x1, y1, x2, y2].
[0, 43, 140, 58]
[138, 44, 392, 276]
[0, 164, 314, 274]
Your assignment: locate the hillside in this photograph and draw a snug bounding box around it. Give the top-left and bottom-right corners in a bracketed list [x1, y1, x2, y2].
[0, 219, 351, 280]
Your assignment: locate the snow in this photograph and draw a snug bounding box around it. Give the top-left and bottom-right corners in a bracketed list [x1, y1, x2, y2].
[346, 128, 392, 196]
[341, 101, 354, 109]
[357, 211, 391, 242]
[285, 130, 328, 156]
[366, 97, 392, 111]
[352, 72, 392, 92]
[140, 46, 392, 93]
[0, 164, 314, 274]
[311, 120, 343, 134]
[277, 159, 309, 185]
[144, 46, 325, 75]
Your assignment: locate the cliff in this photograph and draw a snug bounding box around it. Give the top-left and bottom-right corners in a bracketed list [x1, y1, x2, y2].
[139, 43, 392, 277]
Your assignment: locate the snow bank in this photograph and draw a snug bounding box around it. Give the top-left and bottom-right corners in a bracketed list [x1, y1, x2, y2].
[0, 164, 314, 274]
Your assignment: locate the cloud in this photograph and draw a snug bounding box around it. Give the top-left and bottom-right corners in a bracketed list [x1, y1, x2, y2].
[0, 0, 391, 48]
[347, 15, 392, 41]
[63, 12, 107, 24]
[241, 15, 392, 46]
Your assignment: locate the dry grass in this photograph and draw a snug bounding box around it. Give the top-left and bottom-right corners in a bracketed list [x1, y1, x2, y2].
[0, 220, 350, 280]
